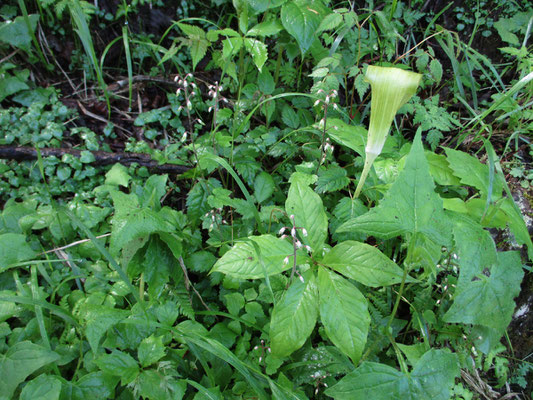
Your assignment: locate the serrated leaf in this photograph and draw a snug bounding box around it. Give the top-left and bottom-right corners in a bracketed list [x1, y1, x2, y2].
[309, 67, 329, 78]
[178, 23, 209, 70]
[429, 59, 443, 83]
[444, 232, 523, 335]
[247, 19, 283, 37]
[318, 268, 369, 363]
[426, 129, 443, 150]
[138, 335, 166, 367]
[211, 235, 293, 279]
[0, 233, 36, 270]
[354, 72, 370, 100]
[254, 171, 275, 203]
[281, 106, 300, 129]
[95, 350, 139, 385]
[71, 371, 116, 400]
[258, 69, 275, 94]
[187, 178, 222, 223]
[80, 304, 129, 352]
[322, 241, 408, 287]
[20, 374, 62, 400]
[281, 0, 325, 55]
[246, 0, 287, 13]
[326, 349, 458, 400]
[286, 178, 328, 252]
[500, 198, 533, 260]
[444, 148, 503, 200]
[244, 38, 267, 71]
[270, 271, 318, 358]
[317, 12, 343, 32]
[338, 132, 452, 247]
[316, 166, 349, 193]
[0, 341, 60, 399]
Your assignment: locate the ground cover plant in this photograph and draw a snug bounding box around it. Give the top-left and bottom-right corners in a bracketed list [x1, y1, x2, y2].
[0, 0, 532, 398]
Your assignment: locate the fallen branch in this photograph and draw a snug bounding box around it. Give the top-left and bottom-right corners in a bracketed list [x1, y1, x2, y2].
[0, 146, 190, 174]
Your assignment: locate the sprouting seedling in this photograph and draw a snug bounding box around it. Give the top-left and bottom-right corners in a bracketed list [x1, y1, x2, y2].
[354, 66, 422, 198]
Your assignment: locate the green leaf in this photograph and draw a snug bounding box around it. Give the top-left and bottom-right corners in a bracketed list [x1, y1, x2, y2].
[444, 250, 523, 334]
[425, 152, 461, 186]
[80, 303, 129, 352]
[429, 59, 443, 83]
[500, 198, 533, 260]
[254, 172, 275, 203]
[109, 193, 175, 254]
[444, 148, 503, 200]
[0, 341, 60, 399]
[138, 335, 166, 367]
[322, 241, 408, 287]
[71, 371, 117, 400]
[105, 163, 131, 187]
[211, 235, 293, 279]
[178, 23, 209, 70]
[270, 271, 318, 358]
[286, 178, 328, 252]
[247, 19, 283, 37]
[258, 69, 275, 94]
[317, 12, 343, 32]
[325, 118, 366, 156]
[281, 0, 324, 55]
[318, 268, 369, 363]
[0, 233, 36, 270]
[94, 350, 139, 385]
[326, 349, 458, 400]
[0, 75, 29, 101]
[246, 0, 287, 13]
[20, 374, 62, 400]
[0, 14, 39, 50]
[281, 106, 300, 129]
[316, 166, 349, 193]
[338, 131, 452, 247]
[244, 38, 267, 72]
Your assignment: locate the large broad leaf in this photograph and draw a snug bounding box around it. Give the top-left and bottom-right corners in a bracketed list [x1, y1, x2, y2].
[318, 268, 369, 363]
[246, 0, 287, 13]
[211, 235, 293, 279]
[444, 251, 523, 334]
[270, 271, 318, 358]
[80, 303, 129, 352]
[322, 241, 409, 287]
[0, 233, 36, 270]
[444, 148, 504, 200]
[20, 374, 62, 400]
[337, 131, 452, 247]
[326, 349, 458, 400]
[0, 341, 60, 399]
[94, 350, 139, 386]
[0, 14, 39, 50]
[280, 0, 325, 55]
[286, 178, 328, 253]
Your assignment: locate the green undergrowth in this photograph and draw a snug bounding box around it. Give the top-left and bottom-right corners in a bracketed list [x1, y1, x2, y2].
[1, 0, 533, 399]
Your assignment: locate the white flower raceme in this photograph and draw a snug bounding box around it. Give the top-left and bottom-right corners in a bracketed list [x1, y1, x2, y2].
[354, 65, 422, 198]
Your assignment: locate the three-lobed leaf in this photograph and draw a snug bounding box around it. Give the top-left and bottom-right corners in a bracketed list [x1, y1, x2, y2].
[337, 131, 452, 247]
[326, 349, 458, 400]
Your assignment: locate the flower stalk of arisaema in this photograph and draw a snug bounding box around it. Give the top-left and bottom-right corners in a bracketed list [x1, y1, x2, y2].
[354, 66, 422, 198]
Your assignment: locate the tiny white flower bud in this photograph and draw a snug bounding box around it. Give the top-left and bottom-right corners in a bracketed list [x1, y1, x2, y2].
[291, 227, 296, 237]
[299, 275, 305, 283]
[278, 227, 286, 235]
[302, 228, 308, 237]
[313, 99, 321, 107]
[283, 256, 290, 265]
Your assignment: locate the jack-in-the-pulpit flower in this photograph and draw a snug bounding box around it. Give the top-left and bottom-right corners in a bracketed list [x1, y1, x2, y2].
[354, 65, 422, 198]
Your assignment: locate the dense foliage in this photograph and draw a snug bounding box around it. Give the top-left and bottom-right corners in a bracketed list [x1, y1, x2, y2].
[1, 0, 532, 398]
